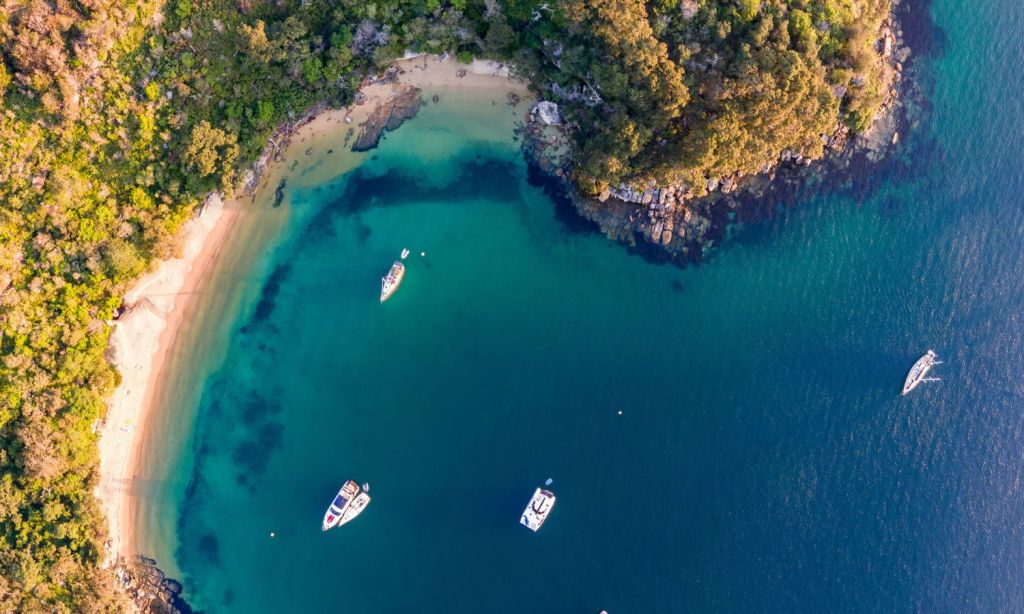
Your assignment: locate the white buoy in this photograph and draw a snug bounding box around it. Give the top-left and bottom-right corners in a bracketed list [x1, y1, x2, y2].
[270, 532, 276, 538]
[617, 410, 623, 415]
[420, 251, 426, 257]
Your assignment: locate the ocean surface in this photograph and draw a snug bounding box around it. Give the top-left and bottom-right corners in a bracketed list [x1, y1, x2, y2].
[140, 1, 1024, 611]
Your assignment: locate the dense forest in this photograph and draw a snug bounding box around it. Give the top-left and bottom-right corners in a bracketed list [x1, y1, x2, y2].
[0, 0, 889, 609]
[499, 0, 892, 194]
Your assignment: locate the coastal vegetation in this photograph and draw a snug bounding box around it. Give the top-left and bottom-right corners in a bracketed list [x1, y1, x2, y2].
[0, 0, 890, 608]
[494, 0, 893, 194]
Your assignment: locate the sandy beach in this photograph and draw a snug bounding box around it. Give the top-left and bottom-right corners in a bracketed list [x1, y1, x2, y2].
[95, 55, 529, 567]
[95, 193, 240, 565]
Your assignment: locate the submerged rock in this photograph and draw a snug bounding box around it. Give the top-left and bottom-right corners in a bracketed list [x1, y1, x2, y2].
[273, 178, 287, 208]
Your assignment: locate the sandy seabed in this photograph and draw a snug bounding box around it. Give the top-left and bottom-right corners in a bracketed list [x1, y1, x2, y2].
[95, 55, 530, 566]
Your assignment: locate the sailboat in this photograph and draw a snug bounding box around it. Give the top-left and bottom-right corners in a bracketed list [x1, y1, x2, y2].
[380, 261, 405, 303]
[322, 480, 372, 530]
[902, 350, 942, 395]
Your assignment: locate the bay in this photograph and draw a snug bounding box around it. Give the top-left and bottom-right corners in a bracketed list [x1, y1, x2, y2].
[149, 0, 1024, 610]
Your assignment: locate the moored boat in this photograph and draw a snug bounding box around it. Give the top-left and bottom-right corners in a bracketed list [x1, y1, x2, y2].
[380, 261, 405, 303]
[322, 480, 371, 530]
[902, 350, 941, 395]
[520, 487, 556, 532]
[340, 491, 371, 525]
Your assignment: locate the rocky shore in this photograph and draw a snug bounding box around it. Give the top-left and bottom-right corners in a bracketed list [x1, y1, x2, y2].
[352, 81, 424, 151]
[115, 556, 193, 613]
[523, 1, 921, 264]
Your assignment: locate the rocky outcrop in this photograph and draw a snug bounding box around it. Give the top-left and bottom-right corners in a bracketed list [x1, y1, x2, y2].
[115, 555, 194, 613]
[239, 100, 332, 197]
[352, 85, 423, 152]
[575, 186, 713, 254]
[533, 101, 561, 125]
[522, 4, 917, 265]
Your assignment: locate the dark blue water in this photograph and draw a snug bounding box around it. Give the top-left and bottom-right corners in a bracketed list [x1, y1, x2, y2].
[160, 1, 1024, 611]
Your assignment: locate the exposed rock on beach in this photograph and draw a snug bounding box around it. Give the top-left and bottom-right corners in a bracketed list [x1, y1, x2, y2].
[352, 84, 424, 152]
[115, 556, 193, 613]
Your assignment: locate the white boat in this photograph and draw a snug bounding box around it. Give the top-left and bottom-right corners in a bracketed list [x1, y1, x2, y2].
[322, 480, 371, 530]
[401, 248, 410, 259]
[520, 487, 556, 532]
[902, 350, 941, 395]
[380, 261, 405, 303]
[340, 491, 371, 525]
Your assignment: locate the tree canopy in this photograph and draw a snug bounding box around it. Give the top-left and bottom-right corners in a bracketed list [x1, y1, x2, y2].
[487, 0, 890, 193]
[0, 0, 891, 608]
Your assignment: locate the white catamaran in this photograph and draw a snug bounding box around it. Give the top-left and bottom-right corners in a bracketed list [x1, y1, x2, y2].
[322, 480, 371, 530]
[520, 487, 556, 532]
[902, 350, 942, 395]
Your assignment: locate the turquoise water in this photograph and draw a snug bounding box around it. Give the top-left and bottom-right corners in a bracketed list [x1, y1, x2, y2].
[156, 1, 1024, 611]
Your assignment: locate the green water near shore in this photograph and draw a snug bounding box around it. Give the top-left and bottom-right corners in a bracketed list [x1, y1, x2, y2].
[143, 2, 1024, 608]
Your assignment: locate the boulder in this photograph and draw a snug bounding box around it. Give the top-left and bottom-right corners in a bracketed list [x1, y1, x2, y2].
[533, 101, 562, 126]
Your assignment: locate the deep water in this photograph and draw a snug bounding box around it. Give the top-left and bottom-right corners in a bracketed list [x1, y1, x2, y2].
[161, 1, 1024, 611]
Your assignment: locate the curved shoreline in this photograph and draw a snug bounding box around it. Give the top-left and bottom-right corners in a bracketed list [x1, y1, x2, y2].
[96, 193, 240, 566]
[95, 55, 529, 573]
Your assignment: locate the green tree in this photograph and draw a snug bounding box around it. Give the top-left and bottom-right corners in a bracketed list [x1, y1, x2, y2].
[301, 57, 324, 84]
[0, 61, 11, 101]
[184, 121, 239, 187]
[484, 15, 516, 54]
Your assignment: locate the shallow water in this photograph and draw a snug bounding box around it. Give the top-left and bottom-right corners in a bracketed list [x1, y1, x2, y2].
[148, 1, 1024, 610]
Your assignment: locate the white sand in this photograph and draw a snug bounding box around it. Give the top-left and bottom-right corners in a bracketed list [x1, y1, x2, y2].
[95, 53, 528, 567]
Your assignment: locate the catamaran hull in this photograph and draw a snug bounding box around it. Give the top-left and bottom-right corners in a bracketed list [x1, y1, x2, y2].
[520, 488, 556, 532]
